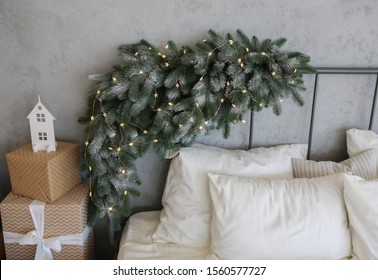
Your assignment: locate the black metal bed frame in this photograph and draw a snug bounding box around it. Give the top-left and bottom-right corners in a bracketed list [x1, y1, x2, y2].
[248, 67, 378, 159]
[110, 67, 378, 258]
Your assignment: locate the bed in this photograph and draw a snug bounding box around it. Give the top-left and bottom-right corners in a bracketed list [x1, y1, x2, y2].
[116, 68, 378, 260]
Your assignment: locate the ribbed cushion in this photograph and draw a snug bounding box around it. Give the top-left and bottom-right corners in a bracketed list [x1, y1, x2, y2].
[292, 148, 378, 179]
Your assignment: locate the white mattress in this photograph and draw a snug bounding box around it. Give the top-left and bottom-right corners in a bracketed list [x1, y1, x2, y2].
[117, 210, 210, 260]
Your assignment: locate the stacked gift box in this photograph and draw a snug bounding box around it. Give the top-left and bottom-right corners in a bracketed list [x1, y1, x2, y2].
[0, 141, 94, 260]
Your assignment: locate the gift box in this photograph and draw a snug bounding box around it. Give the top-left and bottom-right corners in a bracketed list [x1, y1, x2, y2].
[0, 223, 5, 260]
[0, 184, 94, 260]
[6, 141, 81, 203]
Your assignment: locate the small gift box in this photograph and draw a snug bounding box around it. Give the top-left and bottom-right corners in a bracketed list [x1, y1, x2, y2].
[6, 141, 81, 203]
[0, 184, 94, 260]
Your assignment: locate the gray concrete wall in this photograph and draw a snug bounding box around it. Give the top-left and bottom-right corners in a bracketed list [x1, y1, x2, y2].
[1, 0, 378, 259]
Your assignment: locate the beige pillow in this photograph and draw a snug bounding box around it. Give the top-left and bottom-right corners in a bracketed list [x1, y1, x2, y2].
[292, 149, 378, 179]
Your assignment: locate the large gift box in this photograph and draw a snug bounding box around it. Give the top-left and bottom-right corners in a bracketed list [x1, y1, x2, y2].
[0, 219, 5, 260]
[6, 141, 81, 203]
[0, 184, 94, 260]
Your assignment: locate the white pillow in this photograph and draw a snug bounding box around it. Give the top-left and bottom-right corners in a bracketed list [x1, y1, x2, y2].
[344, 174, 378, 259]
[152, 143, 308, 246]
[292, 148, 378, 179]
[207, 173, 351, 260]
[346, 128, 378, 157]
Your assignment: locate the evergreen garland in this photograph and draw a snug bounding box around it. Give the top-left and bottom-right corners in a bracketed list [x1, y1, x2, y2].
[79, 29, 316, 229]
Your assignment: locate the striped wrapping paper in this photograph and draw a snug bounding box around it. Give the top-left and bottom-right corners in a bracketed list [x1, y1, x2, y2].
[0, 184, 94, 260]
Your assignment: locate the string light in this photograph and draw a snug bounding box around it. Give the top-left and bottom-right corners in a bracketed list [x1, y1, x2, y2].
[81, 30, 310, 226]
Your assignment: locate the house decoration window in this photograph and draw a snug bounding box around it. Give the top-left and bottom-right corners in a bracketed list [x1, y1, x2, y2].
[38, 106, 42, 110]
[38, 132, 47, 141]
[36, 113, 45, 122]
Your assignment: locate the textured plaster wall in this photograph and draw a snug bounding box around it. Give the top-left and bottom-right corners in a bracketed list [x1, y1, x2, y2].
[0, 0, 377, 259]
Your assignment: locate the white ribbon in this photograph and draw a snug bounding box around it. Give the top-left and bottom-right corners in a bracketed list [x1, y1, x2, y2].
[3, 200, 91, 260]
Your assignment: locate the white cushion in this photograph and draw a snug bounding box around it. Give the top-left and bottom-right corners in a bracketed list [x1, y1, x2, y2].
[207, 173, 351, 260]
[346, 128, 378, 157]
[152, 143, 308, 246]
[292, 148, 378, 179]
[344, 174, 378, 259]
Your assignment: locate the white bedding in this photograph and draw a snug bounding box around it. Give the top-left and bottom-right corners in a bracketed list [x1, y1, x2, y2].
[117, 211, 210, 260]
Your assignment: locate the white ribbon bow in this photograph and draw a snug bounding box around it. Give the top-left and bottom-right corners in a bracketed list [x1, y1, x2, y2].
[3, 200, 91, 260]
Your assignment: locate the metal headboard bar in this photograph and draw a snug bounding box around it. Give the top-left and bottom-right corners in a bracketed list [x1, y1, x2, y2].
[368, 75, 378, 130]
[248, 67, 378, 152]
[306, 67, 378, 159]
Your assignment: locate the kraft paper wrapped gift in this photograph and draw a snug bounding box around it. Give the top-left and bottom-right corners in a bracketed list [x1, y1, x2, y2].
[0, 222, 5, 260]
[6, 141, 81, 203]
[0, 184, 94, 260]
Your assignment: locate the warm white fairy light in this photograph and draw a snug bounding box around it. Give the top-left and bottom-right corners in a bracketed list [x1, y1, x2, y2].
[85, 141, 89, 146]
[97, 90, 101, 95]
[112, 77, 117, 82]
[139, 70, 144, 74]
[128, 142, 134, 146]
[90, 116, 95, 121]
[120, 123, 125, 127]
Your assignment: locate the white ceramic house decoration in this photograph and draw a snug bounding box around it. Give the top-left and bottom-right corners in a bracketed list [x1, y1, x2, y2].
[27, 95, 57, 153]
